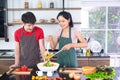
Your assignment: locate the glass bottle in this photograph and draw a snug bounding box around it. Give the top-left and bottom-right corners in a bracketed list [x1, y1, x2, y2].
[50, 0, 54, 8]
[38, 0, 42, 8]
[24, 1, 29, 8]
[86, 49, 91, 57]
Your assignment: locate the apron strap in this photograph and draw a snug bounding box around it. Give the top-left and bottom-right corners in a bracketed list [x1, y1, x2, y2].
[60, 27, 71, 39]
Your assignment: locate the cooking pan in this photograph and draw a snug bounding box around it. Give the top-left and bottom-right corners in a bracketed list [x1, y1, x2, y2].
[0, 67, 16, 80]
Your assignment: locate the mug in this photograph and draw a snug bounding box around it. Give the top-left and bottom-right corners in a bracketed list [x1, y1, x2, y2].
[36, 71, 43, 76]
[47, 71, 53, 77]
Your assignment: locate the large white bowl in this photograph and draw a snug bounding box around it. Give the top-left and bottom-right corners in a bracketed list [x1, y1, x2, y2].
[37, 62, 59, 72]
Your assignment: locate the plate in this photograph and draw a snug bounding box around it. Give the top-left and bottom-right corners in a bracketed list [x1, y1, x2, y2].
[88, 39, 102, 53]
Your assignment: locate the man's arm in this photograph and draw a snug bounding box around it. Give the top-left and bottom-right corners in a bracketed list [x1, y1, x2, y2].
[39, 39, 46, 59]
[14, 42, 20, 66]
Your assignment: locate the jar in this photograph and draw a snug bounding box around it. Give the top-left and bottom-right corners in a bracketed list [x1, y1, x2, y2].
[38, 0, 42, 8]
[24, 2, 29, 8]
[50, 1, 54, 8]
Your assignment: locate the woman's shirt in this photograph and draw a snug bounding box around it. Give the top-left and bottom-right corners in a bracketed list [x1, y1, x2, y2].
[56, 27, 79, 43]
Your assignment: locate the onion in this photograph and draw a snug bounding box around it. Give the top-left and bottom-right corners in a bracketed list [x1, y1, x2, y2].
[74, 73, 80, 80]
[69, 72, 75, 79]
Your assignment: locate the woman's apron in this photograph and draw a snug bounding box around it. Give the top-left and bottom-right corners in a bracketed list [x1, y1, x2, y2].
[57, 28, 78, 68]
[19, 29, 41, 69]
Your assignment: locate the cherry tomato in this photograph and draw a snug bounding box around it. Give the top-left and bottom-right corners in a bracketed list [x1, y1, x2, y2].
[21, 65, 28, 71]
[47, 78, 53, 80]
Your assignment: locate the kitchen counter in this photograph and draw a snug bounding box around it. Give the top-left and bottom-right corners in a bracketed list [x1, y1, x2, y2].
[0, 56, 110, 74]
[0, 67, 119, 80]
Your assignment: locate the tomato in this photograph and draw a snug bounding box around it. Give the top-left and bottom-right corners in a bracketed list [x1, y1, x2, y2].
[15, 68, 21, 72]
[46, 78, 53, 80]
[56, 77, 63, 80]
[21, 65, 28, 71]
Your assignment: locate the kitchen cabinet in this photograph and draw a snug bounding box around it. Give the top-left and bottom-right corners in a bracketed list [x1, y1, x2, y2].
[0, 56, 110, 74]
[0, 58, 14, 74]
[51, 56, 110, 67]
[88, 57, 110, 67]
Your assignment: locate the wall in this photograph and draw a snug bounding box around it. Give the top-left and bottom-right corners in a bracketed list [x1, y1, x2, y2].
[0, 0, 81, 49]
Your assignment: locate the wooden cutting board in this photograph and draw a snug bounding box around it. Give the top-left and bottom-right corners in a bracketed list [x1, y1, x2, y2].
[59, 68, 82, 74]
[12, 68, 32, 75]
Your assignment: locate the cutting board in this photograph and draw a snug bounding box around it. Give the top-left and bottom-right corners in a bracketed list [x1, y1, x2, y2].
[59, 68, 82, 74]
[12, 68, 32, 75]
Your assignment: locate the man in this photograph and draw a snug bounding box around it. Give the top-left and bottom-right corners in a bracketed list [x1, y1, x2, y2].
[10, 12, 46, 69]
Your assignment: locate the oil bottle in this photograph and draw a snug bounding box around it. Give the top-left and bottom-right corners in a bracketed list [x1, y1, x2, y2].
[86, 49, 91, 57]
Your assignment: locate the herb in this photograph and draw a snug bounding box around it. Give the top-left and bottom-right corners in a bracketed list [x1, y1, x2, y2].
[85, 65, 115, 80]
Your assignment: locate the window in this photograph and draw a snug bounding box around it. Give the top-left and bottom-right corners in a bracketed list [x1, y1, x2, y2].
[80, 3, 120, 54]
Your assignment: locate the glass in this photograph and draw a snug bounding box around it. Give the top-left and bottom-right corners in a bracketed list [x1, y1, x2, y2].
[108, 7, 120, 29]
[81, 7, 106, 29]
[107, 31, 120, 53]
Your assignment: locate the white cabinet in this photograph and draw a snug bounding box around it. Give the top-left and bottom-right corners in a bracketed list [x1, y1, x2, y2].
[110, 54, 120, 67]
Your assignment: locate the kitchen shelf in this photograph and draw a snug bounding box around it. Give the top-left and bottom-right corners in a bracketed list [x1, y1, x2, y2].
[8, 8, 81, 11]
[8, 22, 81, 25]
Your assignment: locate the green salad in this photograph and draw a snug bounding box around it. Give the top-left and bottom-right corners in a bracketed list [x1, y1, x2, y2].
[85, 65, 115, 80]
[43, 60, 54, 67]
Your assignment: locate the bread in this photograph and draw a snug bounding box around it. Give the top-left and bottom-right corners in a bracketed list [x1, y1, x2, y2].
[82, 66, 96, 74]
[50, 18, 55, 23]
[39, 19, 45, 23]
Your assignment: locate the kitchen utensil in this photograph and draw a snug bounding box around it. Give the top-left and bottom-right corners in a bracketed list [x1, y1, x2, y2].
[12, 68, 32, 75]
[47, 71, 53, 77]
[0, 67, 16, 80]
[59, 67, 82, 74]
[46, 42, 50, 51]
[49, 49, 63, 59]
[44, 49, 63, 61]
[37, 62, 59, 72]
[36, 71, 43, 76]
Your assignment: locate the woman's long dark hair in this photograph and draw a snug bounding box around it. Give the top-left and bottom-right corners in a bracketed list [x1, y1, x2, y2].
[57, 11, 74, 27]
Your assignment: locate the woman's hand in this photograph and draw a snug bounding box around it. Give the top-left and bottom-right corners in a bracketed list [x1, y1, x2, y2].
[62, 43, 72, 50]
[46, 35, 53, 42]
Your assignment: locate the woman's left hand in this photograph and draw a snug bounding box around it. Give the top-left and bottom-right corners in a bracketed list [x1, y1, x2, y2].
[62, 43, 72, 50]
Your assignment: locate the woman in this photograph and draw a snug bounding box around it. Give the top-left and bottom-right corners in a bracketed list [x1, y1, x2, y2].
[47, 11, 87, 68]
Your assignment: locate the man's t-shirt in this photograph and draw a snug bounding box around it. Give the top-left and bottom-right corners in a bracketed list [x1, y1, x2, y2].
[14, 26, 44, 42]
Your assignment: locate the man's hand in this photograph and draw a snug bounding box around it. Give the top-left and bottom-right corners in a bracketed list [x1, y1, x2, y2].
[9, 64, 19, 69]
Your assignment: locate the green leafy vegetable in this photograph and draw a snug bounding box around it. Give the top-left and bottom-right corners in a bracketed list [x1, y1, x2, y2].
[85, 65, 115, 80]
[43, 60, 54, 67]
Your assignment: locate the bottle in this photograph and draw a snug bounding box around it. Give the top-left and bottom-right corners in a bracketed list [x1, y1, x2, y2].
[24, 1, 29, 8]
[38, 0, 42, 8]
[50, 0, 54, 8]
[86, 49, 91, 57]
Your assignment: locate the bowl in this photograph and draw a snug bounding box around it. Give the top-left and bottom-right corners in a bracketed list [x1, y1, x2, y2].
[37, 62, 59, 72]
